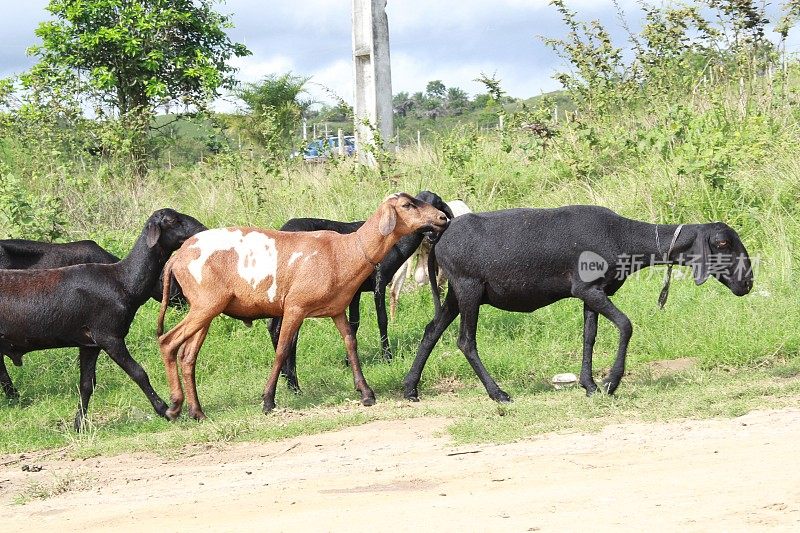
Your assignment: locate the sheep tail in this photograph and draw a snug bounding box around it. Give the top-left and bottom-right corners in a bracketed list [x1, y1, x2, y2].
[428, 243, 442, 315]
[157, 256, 176, 336]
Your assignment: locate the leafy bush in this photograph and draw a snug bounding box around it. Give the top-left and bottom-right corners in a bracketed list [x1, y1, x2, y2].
[0, 171, 66, 240]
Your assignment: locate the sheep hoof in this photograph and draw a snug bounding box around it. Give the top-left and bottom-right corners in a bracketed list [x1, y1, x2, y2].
[165, 407, 181, 421]
[583, 382, 599, 397]
[4, 393, 20, 405]
[492, 389, 512, 403]
[403, 387, 420, 402]
[361, 396, 376, 407]
[601, 378, 620, 395]
[285, 378, 302, 395]
[3, 389, 19, 402]
[263, 401, 276, 414]
[189, 409, 207, 421]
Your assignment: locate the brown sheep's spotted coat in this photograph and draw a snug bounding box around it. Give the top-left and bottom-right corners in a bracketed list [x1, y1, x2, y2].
[157, 193, 449, 419]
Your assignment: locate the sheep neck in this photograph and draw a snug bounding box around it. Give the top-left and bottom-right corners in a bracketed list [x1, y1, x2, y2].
[354, 232, 381, 267]
[343, 213, 405, 283]
[624, 222, 702, 273]
[117, 230, 167, 302]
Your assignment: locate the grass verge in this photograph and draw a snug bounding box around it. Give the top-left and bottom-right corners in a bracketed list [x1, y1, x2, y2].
[1, 358, 797, 459]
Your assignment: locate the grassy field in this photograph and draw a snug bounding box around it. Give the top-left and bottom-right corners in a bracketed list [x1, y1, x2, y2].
[1, 125, 799, 456]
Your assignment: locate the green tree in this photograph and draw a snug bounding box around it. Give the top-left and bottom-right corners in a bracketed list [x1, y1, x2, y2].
[411, 91, 427, 109]
[24, 0, 250, 169]
[777, 0, 800, 40]
[446, 87, 470, 115]
[425, 80, 446, 99]
[393, 91, 411, 106]
[541, 0, 633, 116]
[236, 73, 312, 150]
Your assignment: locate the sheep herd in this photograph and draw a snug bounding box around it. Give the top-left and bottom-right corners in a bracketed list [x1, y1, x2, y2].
[0, 192, 753, 430]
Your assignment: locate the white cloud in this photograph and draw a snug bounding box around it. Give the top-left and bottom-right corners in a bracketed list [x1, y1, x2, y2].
[217, 44, 561, 113]
[212, 55, 297, 113]
[218, 0, 573, 108]
[305, 59, 353, 104]
[229, 55, 296, 83]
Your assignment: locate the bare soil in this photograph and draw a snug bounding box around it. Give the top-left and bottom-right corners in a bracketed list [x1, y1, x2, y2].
[1, 408, 800, 532]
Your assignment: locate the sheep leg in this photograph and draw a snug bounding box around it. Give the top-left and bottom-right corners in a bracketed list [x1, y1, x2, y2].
[180, 327, 209, 421]
[73, 347, 99, 431]
[269, 317, 286, 373]
[99, 336, 169, 418]
[374, 282, 393, 361]
[403, 287, 460, 401]
[160, 327, 187, 420]
[158, 307, 221, 420]
[343, 296, 361, 367]
[332, 312, 375, 406]
[348, 295, 361, 335]
[268, 317, 281, 350]
[389, 263, 408, 321]
[272, 317, 303, 394]
[160, 339, 184, 420]
[285, 329, 301, 393]
[577, 287, 633, 395]
[454, 282, 510, 403]
[0, 355, 19, 401]
[263, 311, 305, 413]
[580, 304, 600, 396]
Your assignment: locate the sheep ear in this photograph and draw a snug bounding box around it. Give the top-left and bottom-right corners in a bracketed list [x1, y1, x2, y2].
[691, 230, 710, 285]
[146, 222, 161, 248]
[379, 204, 397, 236]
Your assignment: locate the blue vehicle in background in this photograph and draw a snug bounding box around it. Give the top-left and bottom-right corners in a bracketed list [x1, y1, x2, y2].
[296, 135, 356, 162]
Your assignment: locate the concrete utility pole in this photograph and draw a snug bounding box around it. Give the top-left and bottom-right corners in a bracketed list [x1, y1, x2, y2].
[352, 0, 394, 166]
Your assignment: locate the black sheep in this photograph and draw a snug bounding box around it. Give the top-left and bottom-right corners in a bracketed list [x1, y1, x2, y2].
[403, 205, 753, 402]
[0, 209, 206, 429]
[0, 230, 206, 400]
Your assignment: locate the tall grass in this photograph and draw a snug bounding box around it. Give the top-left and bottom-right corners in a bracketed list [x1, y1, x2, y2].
[1, 119, 798, 454]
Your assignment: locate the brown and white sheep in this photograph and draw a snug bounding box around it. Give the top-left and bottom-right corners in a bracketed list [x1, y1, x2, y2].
[156, 193, 449, 419]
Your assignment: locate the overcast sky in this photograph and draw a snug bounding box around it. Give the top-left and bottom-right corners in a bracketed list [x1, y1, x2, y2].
[2, 1, 798, 110]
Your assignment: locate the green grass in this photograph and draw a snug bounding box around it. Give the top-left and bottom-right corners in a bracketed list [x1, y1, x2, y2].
[2, 77, 800, 456]
[1, 343, 797, 457]
[1, 277, 798, 456]
[4, 0, 800, 464]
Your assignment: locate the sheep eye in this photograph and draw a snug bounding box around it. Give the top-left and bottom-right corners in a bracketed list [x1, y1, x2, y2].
[402, 203, 414, 209]
[718, 240, 729, 248]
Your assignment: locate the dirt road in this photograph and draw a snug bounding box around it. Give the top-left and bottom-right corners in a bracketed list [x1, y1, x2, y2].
[2, 408, 799, 532]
